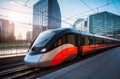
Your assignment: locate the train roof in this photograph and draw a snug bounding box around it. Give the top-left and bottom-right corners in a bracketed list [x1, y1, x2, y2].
[50, 28, 79, 35]
[76, 29, 119, 41]
[49, 28, 119, 41]
[79, 31, 93, 36]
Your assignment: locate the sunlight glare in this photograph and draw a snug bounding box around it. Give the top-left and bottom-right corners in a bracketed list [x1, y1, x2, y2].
[9, 12, 23, 22]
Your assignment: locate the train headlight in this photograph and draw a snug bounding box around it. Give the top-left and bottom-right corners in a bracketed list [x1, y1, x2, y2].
[41, 48, 46, 52]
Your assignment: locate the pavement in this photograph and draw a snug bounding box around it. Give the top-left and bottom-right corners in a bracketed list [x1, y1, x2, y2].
[39, 46, 120, 79]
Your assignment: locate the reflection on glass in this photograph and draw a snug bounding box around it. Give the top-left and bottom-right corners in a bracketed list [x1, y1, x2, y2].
[31, 30, 55, 47]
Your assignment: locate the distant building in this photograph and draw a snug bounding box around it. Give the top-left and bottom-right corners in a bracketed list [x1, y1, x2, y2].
[26, 31, 32, 42]
[73, 18, 84, 29]
[16, 33, 22, 40]
[33, 0, 61, 40]
[73, 18, 89, 32]
[0, 19, 15, 42]
[88, 11, 120, 38]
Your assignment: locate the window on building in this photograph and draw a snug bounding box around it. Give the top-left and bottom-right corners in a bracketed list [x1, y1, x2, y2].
[84, 21, 87, 27]
[89, 37, 94, 45]
[85, 36, 89, 45]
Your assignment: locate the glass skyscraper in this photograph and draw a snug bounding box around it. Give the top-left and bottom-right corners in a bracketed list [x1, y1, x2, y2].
[33, 0, 61, 39]
[89, 11, 120, 38]
[0, 19, 15, 42]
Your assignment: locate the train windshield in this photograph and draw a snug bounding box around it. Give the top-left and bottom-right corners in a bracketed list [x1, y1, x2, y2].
[31, 30, 55, 48]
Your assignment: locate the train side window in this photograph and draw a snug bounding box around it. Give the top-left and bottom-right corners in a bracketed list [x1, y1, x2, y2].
[109, 40, 112, 44]
[85, 36, 89, 45]
[52, 35, 67, 49]
[104, 40, 106, 44]
[102, 39, 105, 44]
[67, 34, 76, 45]
[53, 40, 58, 48]
[89, 37, 94, 45]
[61, 36, 66, 44]
[79, 35, 85, 45]
[95, 38, 98, 44]
[51, 34, 76, 49]
[95, 38, 102, 44]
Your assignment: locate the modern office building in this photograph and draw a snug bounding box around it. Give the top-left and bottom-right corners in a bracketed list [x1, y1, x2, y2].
[88, 11, 120, 38]
[0, 19, 15, 42]
[73, 18, 88, 32]
[33, 0, 61, 40]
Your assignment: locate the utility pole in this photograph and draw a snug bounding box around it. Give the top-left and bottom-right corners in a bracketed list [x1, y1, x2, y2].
[42, 12, 43, 32]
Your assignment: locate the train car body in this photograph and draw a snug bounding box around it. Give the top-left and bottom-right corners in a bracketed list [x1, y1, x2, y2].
[24, 28, 120, 67]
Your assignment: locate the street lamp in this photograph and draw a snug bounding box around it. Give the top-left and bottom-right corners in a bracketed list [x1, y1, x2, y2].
[41, 11, 48, 31]
[41, 12, 43, 32]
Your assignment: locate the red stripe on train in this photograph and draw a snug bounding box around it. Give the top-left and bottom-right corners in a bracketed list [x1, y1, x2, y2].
[50, 44, 115, 66]
[82, 44, 115, 53]
[82, 45, 96, 53]
[50, 46, 78, 66]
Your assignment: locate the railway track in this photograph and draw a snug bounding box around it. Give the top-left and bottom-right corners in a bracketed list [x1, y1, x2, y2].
[0, 61, 56, 79]
[0, 62, 24, 71]
[0, 63, 60, 79]
[0, 47, 115, 79]
[0, 62, 43, 79]
[0, 63, 30, 79]
[0, 58, 83, 79]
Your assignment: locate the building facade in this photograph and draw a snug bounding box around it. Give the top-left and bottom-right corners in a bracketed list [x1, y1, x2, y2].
[33, 0, 61, 39]
[0, 19, 15, 42]
[88, 11, 120, 38]
[26, 31, 32, 42]
[73, 18, 88, 32]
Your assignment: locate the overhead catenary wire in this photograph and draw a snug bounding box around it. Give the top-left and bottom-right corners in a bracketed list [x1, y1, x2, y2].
[0, 6, 33, 15]
[0, 11, 72, 29]
[25, 0, 30, 6]
[111, 0, 120, 15]
[0, 7, 73, 27]
[10, 0, 32, 9]
[0, 14, 32, 29]
[9, 0, 109, 23]
[80, 0, 96, 13]
[9, 0, 74, 23]
[7, 0, 110, 23]
[0, 0, 118, 28]
[64, 2, 112, 21]
[0, 0, 73, 26]
[7, 0, 111, 25]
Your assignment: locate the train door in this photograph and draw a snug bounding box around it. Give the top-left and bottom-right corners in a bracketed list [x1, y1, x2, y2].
[62, 34, 77, 61]
[77, 34, 85, 57]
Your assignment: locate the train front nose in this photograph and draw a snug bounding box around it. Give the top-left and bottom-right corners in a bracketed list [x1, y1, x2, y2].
[24, 50, 43, 67]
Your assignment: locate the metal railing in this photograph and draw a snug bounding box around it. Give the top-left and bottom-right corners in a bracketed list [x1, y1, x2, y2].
[0, 41, 30, 56]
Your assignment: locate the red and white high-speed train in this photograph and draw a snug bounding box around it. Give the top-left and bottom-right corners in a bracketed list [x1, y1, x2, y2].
[24, 28, 120, 67]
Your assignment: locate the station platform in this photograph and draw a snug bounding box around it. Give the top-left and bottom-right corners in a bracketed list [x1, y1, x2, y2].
[0, 54, 25, 66]
[0, 53, 25, 58]
[39, 46, 120, 79]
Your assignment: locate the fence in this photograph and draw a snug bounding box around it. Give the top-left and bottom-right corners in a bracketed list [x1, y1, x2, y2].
[0, 40, 30, 56]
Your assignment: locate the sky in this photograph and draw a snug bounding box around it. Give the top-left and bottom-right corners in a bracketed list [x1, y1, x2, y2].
[0, 0, 38, 39]
[58, 0, 120, 27]
[0, 0, 120, 39]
